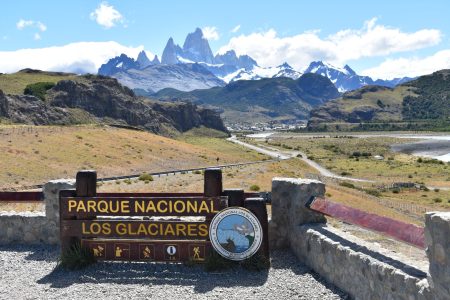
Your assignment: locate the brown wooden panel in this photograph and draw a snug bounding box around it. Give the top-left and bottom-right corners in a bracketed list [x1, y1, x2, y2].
[81, 239, 211, 262]
[97, 193, 203, 197]
[60, 196, 225, 218]
[61, 220, 211, 240]
[0, 192, 42, 202]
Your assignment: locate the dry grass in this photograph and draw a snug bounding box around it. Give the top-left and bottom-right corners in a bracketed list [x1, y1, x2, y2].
[98, 158, 314, 194]
[0, 125, 264, 190]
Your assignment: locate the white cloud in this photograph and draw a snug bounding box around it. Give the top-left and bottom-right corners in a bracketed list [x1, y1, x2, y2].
[218, 18, 442, 70]
[16, 19, 34, 30]
[202, 26, 219, 41]
[231, 25, 241, 33]
[16, 19, 47, 31]
[362, 50, 450, 79]
[0, 42, 148, 74]
[36, 21, 47, 32]
[90, 2, 124, 29]
[34, 33, 41, 40]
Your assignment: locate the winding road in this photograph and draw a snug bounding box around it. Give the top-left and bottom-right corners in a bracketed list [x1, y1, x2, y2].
[227, 135, 373, 182]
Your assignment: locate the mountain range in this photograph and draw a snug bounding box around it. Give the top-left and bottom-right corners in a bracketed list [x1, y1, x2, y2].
[98, 28, 413, 95]
[153, 73, 340, 123]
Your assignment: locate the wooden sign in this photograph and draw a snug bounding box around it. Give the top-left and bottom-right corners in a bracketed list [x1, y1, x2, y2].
[61, 220, 210, 239]
[59, 169, 269, 264]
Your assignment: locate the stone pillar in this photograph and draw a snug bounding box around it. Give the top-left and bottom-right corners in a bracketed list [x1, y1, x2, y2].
[425, 211, 450, 299]
[269, 178, 326, 249]
[43, 179, 76, 244]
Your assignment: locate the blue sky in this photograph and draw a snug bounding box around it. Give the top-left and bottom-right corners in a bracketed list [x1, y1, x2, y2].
[1, 0, 450, 79]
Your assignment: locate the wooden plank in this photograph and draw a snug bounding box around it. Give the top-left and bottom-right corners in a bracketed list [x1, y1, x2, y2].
[0, 192, 42, 202]
[97, 192, 203, 197]
[204, 168, 222, 197]
[81, 239, 211, 262]
[60, 196, 224, 218]
[76, 170, 97, 197]
[245, 197, 270, 258]
[61, 220, 210, 239]
[308, 197, 425, 249]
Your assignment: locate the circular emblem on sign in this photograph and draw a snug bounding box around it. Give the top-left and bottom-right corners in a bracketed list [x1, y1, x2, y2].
[209, 207, 263, 261]
[166, 245, 177, 255]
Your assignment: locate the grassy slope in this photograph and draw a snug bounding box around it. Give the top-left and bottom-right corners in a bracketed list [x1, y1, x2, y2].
[0, 125, 265, 189]
[267, 134, 450, 213]
[0, 70, 78, 95]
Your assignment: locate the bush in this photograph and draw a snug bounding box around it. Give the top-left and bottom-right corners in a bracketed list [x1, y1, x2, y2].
[340, 171, 351, 176]
[249, 185, 260, 191]
[434, 188, 440, 192]
[433, 198, 442, 203]
[124, 179, 132, 185]
[193, 170, 202, 174]
[339, 182, 356, 189]
[417, 157, 423, 163]
[392, 188, 400, 194]
[138, 173, 153, 181]
[24, 82, 55, 100]
[365, 189, 381, 197]
[57, 243, 96, 270]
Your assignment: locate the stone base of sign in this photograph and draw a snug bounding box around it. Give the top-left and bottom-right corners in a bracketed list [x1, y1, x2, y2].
[269, 177, 450, 300]
[0, 179, 75, 245]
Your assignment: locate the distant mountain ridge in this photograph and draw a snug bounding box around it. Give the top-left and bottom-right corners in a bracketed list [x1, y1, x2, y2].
[98, 27, 414, 95]
[304, 61, 413, 92]
[153, 73, 340, 123]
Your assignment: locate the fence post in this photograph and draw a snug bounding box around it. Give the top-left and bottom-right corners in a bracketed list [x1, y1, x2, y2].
[245, 197, 269, 259]
[223, 189, 244, 207]
[425, 212, 450, 298]
[76, 170, 97, 197]
[61, 170, 97, 254]
[204, 168, 222, 197]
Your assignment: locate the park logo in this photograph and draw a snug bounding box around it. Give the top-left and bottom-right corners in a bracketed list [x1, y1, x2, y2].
[209, 207, 263, 261]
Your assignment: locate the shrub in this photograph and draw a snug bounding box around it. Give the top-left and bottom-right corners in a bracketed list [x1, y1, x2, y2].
[339, 182, 356, 189]
[392, 188, 400, 194]
[249, 184, 260, 191]
[365, 189, 381, 197]
[434, 188, 440, 192]
[433, 198, 442, 203]
[340, 171, 351, 176]
[417, 157, 423, 163]
[24, 82, 55, 100]
[193, 170, 202, 174]
[57, 243, 95, 270]
[124, 179, 132, 185]
[325, 192, 332, 197]
[138, 173, 153, 181]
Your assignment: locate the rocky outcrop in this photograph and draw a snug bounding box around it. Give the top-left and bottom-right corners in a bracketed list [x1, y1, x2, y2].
[0, 89, 72, 125]
[148, 101, 227, 133]
[0, 75, 228, 136]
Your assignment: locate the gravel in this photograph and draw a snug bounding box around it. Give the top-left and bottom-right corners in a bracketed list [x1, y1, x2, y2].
[0, 245, 347, 299]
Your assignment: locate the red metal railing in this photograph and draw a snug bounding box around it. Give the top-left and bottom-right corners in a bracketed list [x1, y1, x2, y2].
[307, 196, 425, 249]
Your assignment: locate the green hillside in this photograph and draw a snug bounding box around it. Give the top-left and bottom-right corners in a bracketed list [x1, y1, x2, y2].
[0, 69, 78, 95]
[308, 69, 450, 131]
[154, 73, 340, 123]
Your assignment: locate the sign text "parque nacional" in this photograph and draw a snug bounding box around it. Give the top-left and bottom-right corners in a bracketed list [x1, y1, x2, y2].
[61, 197, 223, 217]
